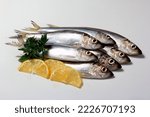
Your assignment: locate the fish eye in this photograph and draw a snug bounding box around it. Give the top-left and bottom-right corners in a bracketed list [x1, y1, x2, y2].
[106, 35, 111, 39]
[101, 66, 107, 73]
[131, 44, 137, 49]
[108, 59, 115, 65]
[86, 51, 92, 56]
[92, 39, 98, 43]
[119, 52, 125, 58]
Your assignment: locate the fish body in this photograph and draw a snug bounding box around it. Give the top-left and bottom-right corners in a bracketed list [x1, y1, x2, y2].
[46, 46, 98, 62]
[14, 30, 103, 50]
[24, 21, 116, 45]
[103, 46, 131, 64]
[65, 63, 114, 79]
[90, 50, 122, 70]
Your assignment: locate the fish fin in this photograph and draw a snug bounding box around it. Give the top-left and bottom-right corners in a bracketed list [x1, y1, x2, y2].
[14, 29, 22, 34]
[23, 27, 38, 32]
[31, 20, 40, 29]
[14, 30, 28, 38]
[80, 72, 91, 78]
[5, 41, 22, 47]
[47, 24, 59, 27]
[23, 20, 40, 32]
[16, 55, 22, 58]
[9, 35, 19, 39]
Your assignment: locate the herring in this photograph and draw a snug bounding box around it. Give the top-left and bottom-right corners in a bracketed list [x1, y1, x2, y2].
[103, 46, 131, 64]
[24, 21, 142, 56]
[90, 50, 122, 71]
[46, 46, 98, 62]
[23, 21, 116, 45]
[97, 29, 142, 56]
[65, 63, 114, 79]
[11, 30, 103, 50]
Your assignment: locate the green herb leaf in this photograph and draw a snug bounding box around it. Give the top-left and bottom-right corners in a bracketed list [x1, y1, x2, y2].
[18, 34, 48, 62]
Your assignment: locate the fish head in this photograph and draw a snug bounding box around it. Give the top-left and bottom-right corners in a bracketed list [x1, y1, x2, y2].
[111, 48, 131, 64]
[82, 34, 104, 49]
[95, 32, 116, 44]
[90, 64, 114, 79]
[98, 54, 122, 71]
[78, 49, 98, 62]
[123, 39, 142, 56]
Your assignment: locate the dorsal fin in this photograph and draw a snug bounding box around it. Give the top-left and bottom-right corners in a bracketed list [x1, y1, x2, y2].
[31, 20, 40, 29]
[23, 21, 40, 32]
[47, 24, 59, 27]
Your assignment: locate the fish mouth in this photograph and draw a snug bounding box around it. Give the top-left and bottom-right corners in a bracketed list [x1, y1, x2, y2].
[125, 56, 131, 63]
[137, 48, 142, 55]
[107, 62, 122, 71]
[120, 55, 131, 64]
[106, 71, 114, 79]
[96, 71, 114, 79]
[101, 68, 114, 79]
[97, 42, 105, 49]
[109, 38, 116, 45]
[129, 48, 142, 56]
[114, 62, 122, 70]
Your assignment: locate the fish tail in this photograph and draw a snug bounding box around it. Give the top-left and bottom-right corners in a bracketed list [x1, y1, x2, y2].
[14, 30, 28, 38]
[9, 35, 19, 39]
[23, 20, 40, 32]
[5, 41, 22, 47]
[9, 30, 26, 39]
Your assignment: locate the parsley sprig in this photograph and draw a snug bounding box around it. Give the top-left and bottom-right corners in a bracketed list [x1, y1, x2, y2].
[18, 34, 48, 62]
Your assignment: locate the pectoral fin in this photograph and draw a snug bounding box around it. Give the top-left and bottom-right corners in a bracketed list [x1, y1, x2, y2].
[80, 72, 92, 79]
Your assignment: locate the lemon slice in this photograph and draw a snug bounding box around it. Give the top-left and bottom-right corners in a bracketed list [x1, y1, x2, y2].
[51, 66, 82, 88]
[45, 59, 65, 74]
[18, 59, 49, 78]
[65, 66, 82, 88]
[18, 59, 83, 88]
[50, 67, 69, 84]
[45, 59, 82, 88]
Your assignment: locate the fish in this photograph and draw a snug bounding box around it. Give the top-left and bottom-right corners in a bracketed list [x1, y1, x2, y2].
[65, 62, 114, 79]
[45, 46, 98, 62]
[90, 50, 122, 70]
[96, 29, 142, 56]
[103, 46, 131, 64]
[24, 21, 142, 56]
[23, 21, 116, 45]
[11, 30, 104, 50]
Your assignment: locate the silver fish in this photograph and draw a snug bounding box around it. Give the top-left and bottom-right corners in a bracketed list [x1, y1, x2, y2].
[11, 30, 103, 50]
[46, 46, 98, 62]
[103, 46, 131, 64]
[90, 50, 122, 71]
[25, 21, 142, 56]
[23, 21, 116, 45]
[65, 63, 114, 79]
[96, 29, 142, 56]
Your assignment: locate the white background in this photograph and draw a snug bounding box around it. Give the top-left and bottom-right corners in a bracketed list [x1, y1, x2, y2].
[0, 0, 149, 99]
